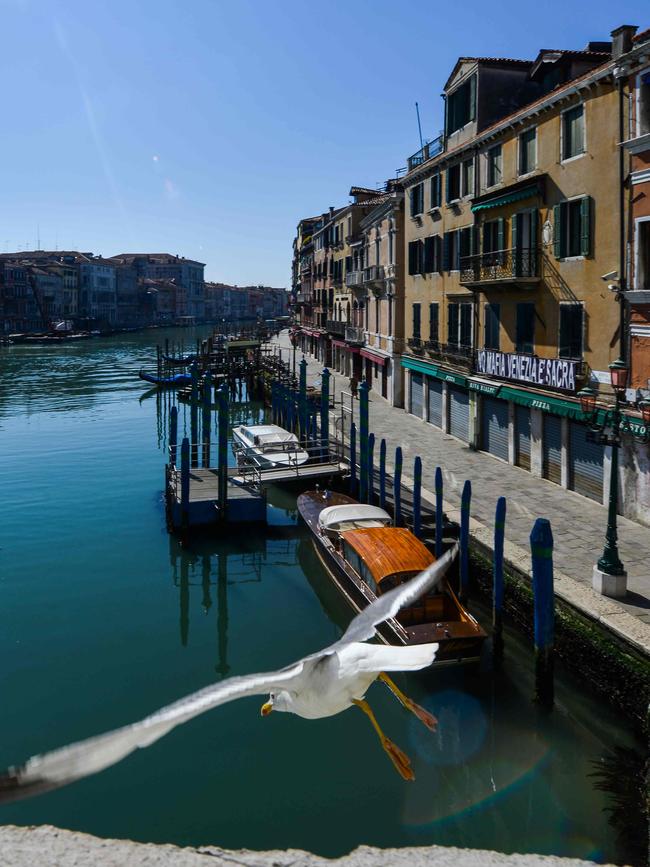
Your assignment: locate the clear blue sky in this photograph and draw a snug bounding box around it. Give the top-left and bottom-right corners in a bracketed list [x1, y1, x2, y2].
[1, 0, 647, 285]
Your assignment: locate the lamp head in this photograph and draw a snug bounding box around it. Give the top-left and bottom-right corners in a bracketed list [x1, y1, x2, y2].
[578, 386, 597, 416]
[609, 359, 629, 394]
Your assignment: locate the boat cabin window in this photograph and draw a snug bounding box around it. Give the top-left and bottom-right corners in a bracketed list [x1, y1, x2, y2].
[379, 571, 419, 593]
[342, 541, 377, 592]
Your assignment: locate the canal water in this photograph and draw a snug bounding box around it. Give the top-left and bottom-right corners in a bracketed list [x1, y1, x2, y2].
[0, 328, 642, 863]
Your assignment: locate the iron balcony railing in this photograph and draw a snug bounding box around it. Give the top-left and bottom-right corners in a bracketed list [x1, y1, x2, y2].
[345, 325, 365, 345]
[460, 247, 541, 286]
[407, 337, 425, 354]
[362, 265, 385, 284]
[346, 271, 363, 287]
[407, 134, 444, 172]
[326, 319, 346, 336]
[426, 341, 475, 369]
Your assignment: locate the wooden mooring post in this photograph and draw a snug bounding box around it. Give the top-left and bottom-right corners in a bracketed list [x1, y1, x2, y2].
[530, 518, 554, 708]
[393, 446, 403, 527]
[202, 372, 212, 468]
[320, 368, 330, 456]
[169, 405, 178, 467]
[379, 438, 387, 510]
[434, 466, 443, 558]
[493, 496, 506, 666]
[349, 422, 357, 496]
[217, 384, 229, 523]
[359, 381, 369, 503]
[367, 433, 375, 505]
[180, 437, 190, 534]
[190, 362, 199, 468]
[299, 358, 308, 441]
[459, 480, 471, 601]
[413, 456, 422, 539]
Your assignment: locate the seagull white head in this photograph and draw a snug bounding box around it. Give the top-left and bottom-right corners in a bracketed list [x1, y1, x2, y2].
[261, 690, 291, 716]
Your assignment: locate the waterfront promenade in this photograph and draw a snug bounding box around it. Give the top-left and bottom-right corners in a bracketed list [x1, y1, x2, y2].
[274, 333, 650, 647]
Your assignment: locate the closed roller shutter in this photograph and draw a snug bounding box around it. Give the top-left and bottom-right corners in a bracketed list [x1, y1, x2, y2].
[410, 373, 423, 418]
[515, 405, 531, 470]
[427, 378, 443, 428]
[569, 421, 603, 502]
[448, 385, 469, 442]
[543, 414, 562, 485]
[481, 396, 509, 461]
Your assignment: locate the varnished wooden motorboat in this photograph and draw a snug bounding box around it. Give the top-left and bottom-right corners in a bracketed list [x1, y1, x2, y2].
[298, 490, 486, 667]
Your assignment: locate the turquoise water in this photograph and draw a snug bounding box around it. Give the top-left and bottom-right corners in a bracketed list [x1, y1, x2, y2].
[0, 329, 640, 862]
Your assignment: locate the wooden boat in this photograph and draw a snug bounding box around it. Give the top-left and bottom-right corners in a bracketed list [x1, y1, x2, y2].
[161, 353, 197, 366]
[297, 490, 486, 667]
[232, 424, 309, 470]
[138, 369, 192, 388]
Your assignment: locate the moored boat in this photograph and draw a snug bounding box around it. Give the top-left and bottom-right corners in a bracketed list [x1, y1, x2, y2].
[232, 424, 309, 470]
[138, 369, 192, 388]
[297, 490, 486, 666]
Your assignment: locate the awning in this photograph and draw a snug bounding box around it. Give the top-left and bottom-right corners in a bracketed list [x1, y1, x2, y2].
[331, 339, 346, 348]
[471, 183, 539, 213]
[401, 356, 468, 387]
[361, 348, 388, 366]
[498, 385, 584, 419]
[468, 378, 502, 396]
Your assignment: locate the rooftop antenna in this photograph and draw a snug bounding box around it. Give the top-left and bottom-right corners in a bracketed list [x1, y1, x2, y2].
[415, 101, 424, 150]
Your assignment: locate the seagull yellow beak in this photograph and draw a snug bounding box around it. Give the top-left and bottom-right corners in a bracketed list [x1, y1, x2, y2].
[260, 702, 273, 717]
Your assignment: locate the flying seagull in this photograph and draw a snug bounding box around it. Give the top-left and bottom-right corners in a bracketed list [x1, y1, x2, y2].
[0, 543, 458, 803]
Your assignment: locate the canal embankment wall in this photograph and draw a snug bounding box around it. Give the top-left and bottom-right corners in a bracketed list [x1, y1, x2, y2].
[0, 824, 618, 867]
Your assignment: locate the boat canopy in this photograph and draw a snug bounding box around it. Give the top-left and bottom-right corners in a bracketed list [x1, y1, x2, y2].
[340, 527, 434, 584]
[319, 504, 392, 533]
[239, 425, 298, 445]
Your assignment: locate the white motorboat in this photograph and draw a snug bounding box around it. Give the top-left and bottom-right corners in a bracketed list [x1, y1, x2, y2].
[231, 424, 309, 469]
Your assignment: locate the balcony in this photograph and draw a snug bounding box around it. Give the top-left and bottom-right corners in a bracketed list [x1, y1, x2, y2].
[362, 265, 385, 285]
[426, 341, 475, 371]
[346, 271, 363, 287]
[326, 319, 346, 337]
[407, 337, 425, 355]
[407, 135, 444, 172]
[345, 325, 365, 345]
[460, 248, 541, 288]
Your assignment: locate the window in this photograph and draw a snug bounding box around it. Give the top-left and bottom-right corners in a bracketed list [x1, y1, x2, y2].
[429, 303, 439, 342]
[515, 303, 535, 353]
[519, 128, 536, 175]
[408, 240, 423, 275]
[462, 158, 474, 198]
[446, 164, 461, 202]
[412, 303, 421, 339]
[442, 231, 460, 271]
[553, 197, 591, 259]
[447, 302, 472, 347]
[430, 171, 442, 208]
[639, 70, 650, 136]
[459, 226, 474, 263]
[636, 219, 650, 289]
[486, 145, 502, 187]
[484, 303, 500, 350]
[410, 183, 424, 217]
[559, 304, 583, 358]
[446, 74, 477, 136]
[482, 218, 505, 257]
[562, 105, 585, 160]
[448, 303, 459, 346]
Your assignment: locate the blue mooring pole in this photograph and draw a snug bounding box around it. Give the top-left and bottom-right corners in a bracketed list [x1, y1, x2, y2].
[393, 446, 403, 527]
[169, 405, 178, 467]
[217, 384, 229, 522]
[367, 433, 375, 505]
[493, 496, 507, 667]
[202, 372, 212, 468]
[435, 466, 443, 558]
[320, 367, 330, 458]
[299, 358, 307, 442]
[349, 422, 357, 495]
[180, 436, 190, 532]
[530, 518, 554, 708]
[379, 438, 387, 510]
[413, 456, 422, 539]
[459, 480, 471, 600]
[359, 380, 369, 503]
[190, 362, 199, 468]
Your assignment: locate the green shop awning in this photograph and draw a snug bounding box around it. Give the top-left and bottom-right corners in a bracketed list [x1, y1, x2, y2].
[498, 385, 585, 419]
[401, 356, 468, 387]
[468, 379, 502, 396]
[471, 184, 538, 213]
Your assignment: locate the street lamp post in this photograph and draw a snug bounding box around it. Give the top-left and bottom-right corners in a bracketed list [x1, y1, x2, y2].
[578, 360, 650, 598]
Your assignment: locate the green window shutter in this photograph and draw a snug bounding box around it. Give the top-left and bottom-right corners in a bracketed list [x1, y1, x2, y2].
[445, 170, 450, 203]
[471, 225, 479, 256]
[442, 233, 451, 272]
[408, 241, 417, 275]
[469, 74, 476, 122]
[497, 217, 505, 251]
[418, 240, 426, 274]
[434, 235, 442, 272]
[580, 196, 591, 257]
[423, 237, 434, 273]
[455, 230, 461, 271]
[511, 213, 518, 251]
[553, 203, 564, 259]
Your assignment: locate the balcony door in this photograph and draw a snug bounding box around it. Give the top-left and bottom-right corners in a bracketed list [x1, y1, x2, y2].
[513, 209, 538, 277]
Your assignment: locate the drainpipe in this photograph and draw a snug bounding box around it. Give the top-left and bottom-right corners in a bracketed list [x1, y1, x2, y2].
[617, 75, 627, 364]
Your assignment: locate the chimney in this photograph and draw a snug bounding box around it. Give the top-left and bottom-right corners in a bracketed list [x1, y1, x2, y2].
[329, 206, 335, 219]
[611, 24, 637, 59]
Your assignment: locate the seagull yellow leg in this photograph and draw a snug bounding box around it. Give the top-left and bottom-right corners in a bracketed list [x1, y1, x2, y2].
[378, 672, 437, 732]
[352, 698, 415, 781]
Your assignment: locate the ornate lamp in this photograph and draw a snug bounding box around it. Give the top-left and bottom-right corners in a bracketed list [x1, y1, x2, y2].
[609, 358, 629, 395]
[578, 386, 597, 418]
[639, 400, 650, 427]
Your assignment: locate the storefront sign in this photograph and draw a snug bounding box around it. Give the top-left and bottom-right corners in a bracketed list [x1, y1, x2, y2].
[468, 380, 501, 396]
[476, 349, 578, 393]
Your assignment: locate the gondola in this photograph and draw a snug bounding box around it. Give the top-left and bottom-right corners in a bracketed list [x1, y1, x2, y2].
[138, 370, 192, 388]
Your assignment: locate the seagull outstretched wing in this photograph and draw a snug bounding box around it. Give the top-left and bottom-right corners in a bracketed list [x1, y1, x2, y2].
[0, 658, 310, 805]
[330, 541, 458, 648]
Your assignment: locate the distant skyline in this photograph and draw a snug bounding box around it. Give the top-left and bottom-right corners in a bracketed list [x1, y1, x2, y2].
[1, 0, 647, 286]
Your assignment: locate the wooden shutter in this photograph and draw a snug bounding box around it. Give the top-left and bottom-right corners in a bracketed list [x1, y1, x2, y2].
[553, 203, 564, 259]
[471, 225, 479, 256]
[442, 233, 451, 272]
[580, 196, 592, 257]
[448, 303, 459, 345]
[429, 303, 439, 341]
[497, 218, 505, 251]
[424, 236, 435, 273]
[408, 241, 417, 275]
[469, 74, 477, 122]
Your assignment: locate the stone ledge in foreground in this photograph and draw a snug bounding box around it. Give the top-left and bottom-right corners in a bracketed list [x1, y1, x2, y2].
[0, 825, 615, 867]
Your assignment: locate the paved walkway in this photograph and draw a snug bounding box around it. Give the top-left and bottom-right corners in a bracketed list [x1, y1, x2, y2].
[274, 333, 650, 651]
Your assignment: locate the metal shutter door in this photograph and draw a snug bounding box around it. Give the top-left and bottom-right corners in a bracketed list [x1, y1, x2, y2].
[410, 373, 423, 418]
[515, 405, 531, 470]
[569, 421, 603, 502]
[543, 414, 562, 484]
[427, 378, 443, 428]
[481, 396, 509, 460]
[448, 386, 469, 442]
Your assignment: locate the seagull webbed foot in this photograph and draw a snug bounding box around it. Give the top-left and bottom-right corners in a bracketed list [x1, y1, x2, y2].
[379, 672, 437, 732]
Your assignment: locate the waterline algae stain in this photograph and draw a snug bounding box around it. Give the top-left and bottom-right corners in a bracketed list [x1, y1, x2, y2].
[0, 328, 642, 861]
